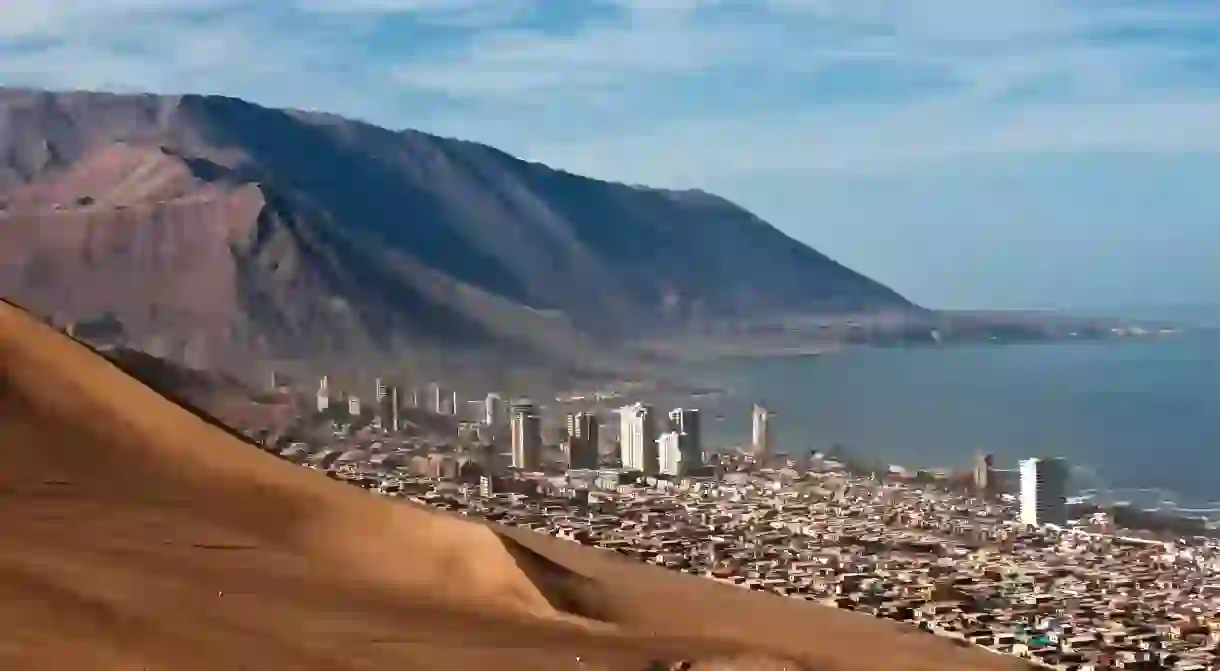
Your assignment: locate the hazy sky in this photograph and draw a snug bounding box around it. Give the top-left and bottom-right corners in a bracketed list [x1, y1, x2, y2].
[2, 0, 1218, 309]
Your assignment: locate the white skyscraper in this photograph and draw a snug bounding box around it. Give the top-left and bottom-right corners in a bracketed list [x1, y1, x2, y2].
[657, 431, 684, 476]
[1019, 457, 1069, 527]
[618, 403, 657, 474]
[484, 393, 503, 426]
[668, 408, 702, 467]
[618, 406, 633, 467]
[431, 383, 443, 414]
[374, 377, 387, 404]
[510, 402, 542, 471]
[451, 390, 459, 417]
[316, 376, 330, 413]
[348, 395, 362, 417]
[751, 404, 773, 459]
[390, 386, 400, 433]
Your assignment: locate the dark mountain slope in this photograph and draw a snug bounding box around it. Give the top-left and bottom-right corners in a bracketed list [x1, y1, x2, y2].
[0, 88, 912, 371]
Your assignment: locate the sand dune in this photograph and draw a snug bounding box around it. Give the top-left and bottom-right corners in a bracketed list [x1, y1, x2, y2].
[0, 298, 1021, 671]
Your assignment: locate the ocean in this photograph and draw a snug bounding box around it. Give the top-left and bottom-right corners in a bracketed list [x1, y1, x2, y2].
[690, 330, 1220, 516]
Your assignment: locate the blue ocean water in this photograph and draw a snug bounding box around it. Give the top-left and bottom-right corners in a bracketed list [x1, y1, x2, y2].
[696, 332, 1220, 512]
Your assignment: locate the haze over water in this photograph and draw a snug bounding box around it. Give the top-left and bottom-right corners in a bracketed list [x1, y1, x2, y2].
[698, 327, 1220, 514]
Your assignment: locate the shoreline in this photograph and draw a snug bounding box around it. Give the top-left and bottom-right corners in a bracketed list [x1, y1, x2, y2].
[583, 335, 1217, 531]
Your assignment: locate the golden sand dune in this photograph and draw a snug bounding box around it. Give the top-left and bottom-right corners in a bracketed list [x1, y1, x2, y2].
[0, 299, 1022, 671]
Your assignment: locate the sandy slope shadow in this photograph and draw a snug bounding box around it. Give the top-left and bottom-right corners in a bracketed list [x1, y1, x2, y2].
[494, 535, 619, 624]
[99, 347, 249, 399]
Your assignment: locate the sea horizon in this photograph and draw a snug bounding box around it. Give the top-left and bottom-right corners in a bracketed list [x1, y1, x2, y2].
[682, 327, 1220, 517]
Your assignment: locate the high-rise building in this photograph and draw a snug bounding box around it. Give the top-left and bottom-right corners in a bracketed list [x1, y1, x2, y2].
[617, 406, 633, 466]
[374, 377, 387, 404]
[974, 451, 995, 496]
[657, 431, 684, 476]
[451, 390, 459, 417]
[618, 403, 657, 474]
[751, 404, 773, 459]
[484, 393, 502, 426]
[316, 376, 330, 413]
[348, 395, 362, 417]
[390, 386, 400, 433]
[510, 402, 542, 471]
[431, 382, 443, 414]
[566, 412, 599, 470]
[1019, 457, 1069, 527]
[668, 408, 702, 465]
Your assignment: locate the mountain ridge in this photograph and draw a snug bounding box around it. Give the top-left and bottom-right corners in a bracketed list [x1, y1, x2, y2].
[0, 87, 912, 375]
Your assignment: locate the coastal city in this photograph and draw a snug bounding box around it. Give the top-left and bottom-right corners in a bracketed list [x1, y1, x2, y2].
[255, 376, 1220, 671]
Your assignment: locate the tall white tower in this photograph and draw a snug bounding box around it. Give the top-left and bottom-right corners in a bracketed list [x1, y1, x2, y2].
[375, 378, 387, 404]
[618, 403, 657, 474]
[484, 393, 502, 426]
[316, 376, 330, 413]
[390, 386, 400, 433]
[1019, 457, 1069, 527]
[510, 402, 542, 471]
[657, 431, 684, 476]
[751, 404, 773, 459]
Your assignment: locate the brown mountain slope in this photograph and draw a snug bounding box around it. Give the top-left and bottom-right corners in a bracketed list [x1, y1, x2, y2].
[0, 88, 913, 373]
[0, 298, 1016, 671]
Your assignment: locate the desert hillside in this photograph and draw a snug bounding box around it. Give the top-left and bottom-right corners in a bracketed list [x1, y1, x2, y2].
[0, 88, 912, 373]
[0, 298, 1013, 671]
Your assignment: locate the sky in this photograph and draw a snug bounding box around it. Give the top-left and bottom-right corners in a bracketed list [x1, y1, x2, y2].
[1, 0, 1218, 309]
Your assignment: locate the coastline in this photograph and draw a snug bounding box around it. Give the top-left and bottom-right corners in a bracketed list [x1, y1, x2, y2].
[583, 331, 1218, 530]
[681, 337, 1218, 528]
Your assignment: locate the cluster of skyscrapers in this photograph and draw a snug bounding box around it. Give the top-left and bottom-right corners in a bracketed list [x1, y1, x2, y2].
[616, 403, 704, 477]
[316, 376, 477, 422]
[315, 373, 784, 481]
[317, 372, 1070, 532]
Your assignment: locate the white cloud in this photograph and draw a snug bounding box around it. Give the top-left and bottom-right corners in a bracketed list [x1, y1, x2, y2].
[0, 2, 399, 124]
[392, 18, 763, 97]
[386, 0, 1216, 106]
[518, 98, 1220, 186]
[299, 0, 490, 9]
[0, 0, 239, 39]
[612, 0, 713, 23]
[381, 0, 1220, 184]
[294, 0, 533, 26]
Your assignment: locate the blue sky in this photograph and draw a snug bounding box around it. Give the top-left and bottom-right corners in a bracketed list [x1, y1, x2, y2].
[2, 0, 1219, 309]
